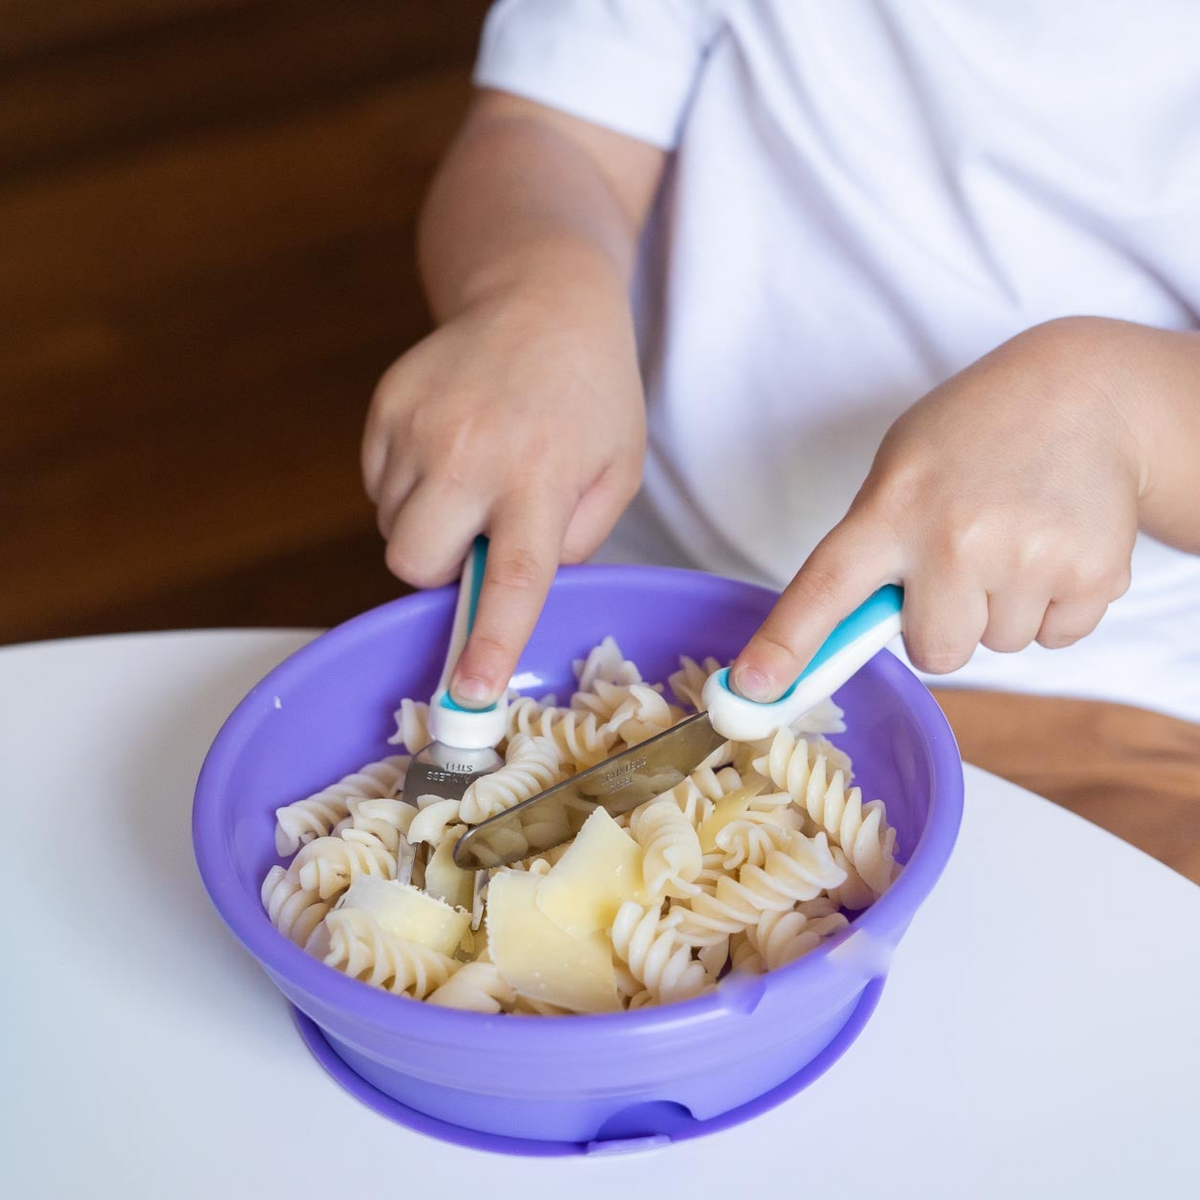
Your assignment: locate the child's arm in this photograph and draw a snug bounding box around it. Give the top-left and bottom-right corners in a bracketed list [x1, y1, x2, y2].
[363, 91, 664, 706]
[731, 317, 1200, 701]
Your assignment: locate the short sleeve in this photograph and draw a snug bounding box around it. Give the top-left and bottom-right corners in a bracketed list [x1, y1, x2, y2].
[473, 0, 727, 149]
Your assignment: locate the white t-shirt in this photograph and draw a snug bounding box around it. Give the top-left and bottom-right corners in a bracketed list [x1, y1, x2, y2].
[475, 0, 1200, 722]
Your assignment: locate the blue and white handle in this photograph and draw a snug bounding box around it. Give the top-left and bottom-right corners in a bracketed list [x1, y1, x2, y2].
[702, 585, 904, 742]
[428, 536, 509, 750]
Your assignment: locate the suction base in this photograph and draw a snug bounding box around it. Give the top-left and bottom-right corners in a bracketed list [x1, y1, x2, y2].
[291, 976, 885, 1158]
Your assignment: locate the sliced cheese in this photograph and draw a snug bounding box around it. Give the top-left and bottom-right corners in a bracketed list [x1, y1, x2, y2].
[698, 783, 766, 853]
[337, 876, 469, 957]
[423, 829, 476, 911]
[488, 871, 620, 1014]
[535, 808, 647, 938]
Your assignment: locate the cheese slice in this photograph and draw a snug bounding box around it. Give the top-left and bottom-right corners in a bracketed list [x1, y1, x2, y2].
[423, 830, 476, 911]
[535, 808, 647, 938]
[337, 877, 469, 957]
[698, 783, 766, 853]
[488, 871, 620, 1014]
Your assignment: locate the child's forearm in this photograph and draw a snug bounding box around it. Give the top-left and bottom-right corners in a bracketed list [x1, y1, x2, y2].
[417, 90, 665, 324]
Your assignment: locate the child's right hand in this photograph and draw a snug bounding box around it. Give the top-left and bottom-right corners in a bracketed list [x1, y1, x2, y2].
[362, 281, 646, 709]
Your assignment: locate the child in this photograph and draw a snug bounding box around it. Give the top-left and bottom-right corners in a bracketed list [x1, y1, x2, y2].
[361, 0, 1200, 722]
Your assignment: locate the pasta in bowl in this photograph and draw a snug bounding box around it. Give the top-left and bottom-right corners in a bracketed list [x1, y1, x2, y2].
[194, 566, 963, 1148]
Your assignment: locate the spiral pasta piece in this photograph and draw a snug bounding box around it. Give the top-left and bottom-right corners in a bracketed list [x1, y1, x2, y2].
[748, 906, 850, 970]
[340, 796, 417, 855]
[570, 679, 639, 724]
[789, 697, 848, 737]
[694, 851, 727, 897]
[713, 816, 795, 870]
[426, 958, 516, 1013]
[660, 778, 716, 829]
[691, 764, 748, 802]
[667, 654, 724, 711]
[752, 727, 854, 784]
[573, 636, 642, 691]
[323, 908, 458, 998]
[753, 730, 896, 895]
[505, 695, 566, 741]
[670, 831, 846, 946]
[547, 709, 620, 770]
[508, 696, 620, 770]
[605, 684, 685, 747]
[610, 902, 714, 1006]
[729, 930, 759, 971]
[406, 796, 462, 847]
[274, 754, 409, 856]
[387, 699, 430, 752]
[459, 733, 564, 825]
[613, 959, 642, 1000]
[260, 864, 329, 947]
[742, 831, 847, 907]
[630, 796, 704, 897]
[294, 834, 395, 900]
[827, 845, 878, 910]
[697, 936, 731, 978]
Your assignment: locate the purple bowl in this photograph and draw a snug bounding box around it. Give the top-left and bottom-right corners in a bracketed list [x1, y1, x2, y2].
[193, 566, 962, 1147]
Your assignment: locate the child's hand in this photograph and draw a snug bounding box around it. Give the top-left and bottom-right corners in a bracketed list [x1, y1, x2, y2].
[732, 318, 1150, 700]
[363, 282, 646, 707]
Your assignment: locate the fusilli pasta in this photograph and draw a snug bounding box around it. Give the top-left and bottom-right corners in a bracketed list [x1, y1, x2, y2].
[753, 730, 896, 896]
[459, 733, 564, 824]
[630, 795, 704, 898]
[295, 834, 395, 900]
[263, 637, 901, 1014]
[261, 864, 329, 948]
[427, 958, 516, 1013]
[388, 699, 430, 752]
[668, 654, 724, 711]
[573, 636, 642, 691]
[610, 901, 714, 1006]
[324, 908, 457, 998]
[273, 754, 409, 856]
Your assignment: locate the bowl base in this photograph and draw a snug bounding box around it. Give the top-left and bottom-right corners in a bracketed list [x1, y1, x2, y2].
[291, 976, 885, 1158]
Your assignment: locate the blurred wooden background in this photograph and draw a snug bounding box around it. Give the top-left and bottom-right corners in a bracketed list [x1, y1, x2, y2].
[2, 0, 1197, 882]
[2, 0, 489, 641]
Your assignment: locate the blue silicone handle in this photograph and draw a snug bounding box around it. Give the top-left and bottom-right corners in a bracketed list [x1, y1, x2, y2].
[438, 536, 497, 715]
[703, 585, 905, 741]
[754, 583, 903, 702]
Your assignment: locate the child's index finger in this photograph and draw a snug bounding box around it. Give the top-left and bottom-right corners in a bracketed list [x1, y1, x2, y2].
[731, 517, 900, 703]
[448, 491, 570, 708]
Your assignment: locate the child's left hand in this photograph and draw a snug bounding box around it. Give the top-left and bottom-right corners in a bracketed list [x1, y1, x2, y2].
[731, 317, 1155, 699]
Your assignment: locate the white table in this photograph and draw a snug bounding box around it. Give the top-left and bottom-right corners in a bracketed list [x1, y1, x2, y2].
[3, 631, 1199, 1199]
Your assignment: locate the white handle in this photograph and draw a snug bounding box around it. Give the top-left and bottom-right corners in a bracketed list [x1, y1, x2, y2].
[428, 536, 508, 750]
[702, 586, 904, 742]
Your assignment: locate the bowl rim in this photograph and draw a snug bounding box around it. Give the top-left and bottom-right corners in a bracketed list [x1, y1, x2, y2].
[193, 564, 964, 1045]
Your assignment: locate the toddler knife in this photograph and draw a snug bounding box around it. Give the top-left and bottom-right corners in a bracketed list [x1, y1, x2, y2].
[453, 584, 904, 869]
[402, 536, 508, 862]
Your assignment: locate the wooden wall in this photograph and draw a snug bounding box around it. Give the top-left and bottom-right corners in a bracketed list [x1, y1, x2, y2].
[2, 0, 489, 642]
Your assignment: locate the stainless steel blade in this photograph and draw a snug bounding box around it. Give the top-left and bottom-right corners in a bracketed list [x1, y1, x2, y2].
[402, 743, 504, 806]
[453, 712, 725, 870]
